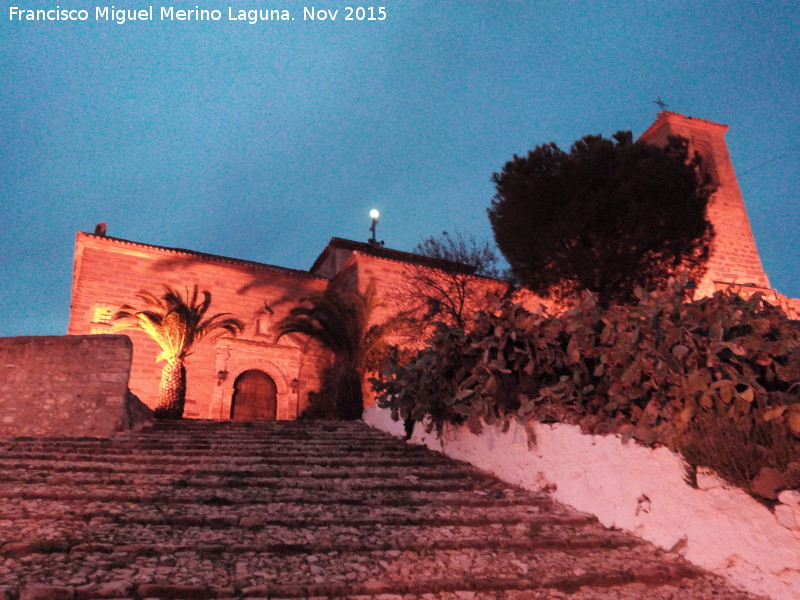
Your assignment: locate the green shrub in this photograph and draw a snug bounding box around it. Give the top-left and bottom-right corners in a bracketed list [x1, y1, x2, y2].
[373, 279, 800, 497]
[678, 413, 797, 492]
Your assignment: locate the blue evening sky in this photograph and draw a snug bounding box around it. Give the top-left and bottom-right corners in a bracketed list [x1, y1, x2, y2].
[1, 1, 798, 336]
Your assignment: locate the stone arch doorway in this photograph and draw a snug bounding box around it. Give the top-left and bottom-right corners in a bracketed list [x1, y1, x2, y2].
[230, 370, 277, 420]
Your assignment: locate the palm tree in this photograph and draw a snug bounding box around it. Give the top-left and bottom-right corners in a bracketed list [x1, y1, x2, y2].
[113, 285, 244, 419]
[277, 281, 398, 420]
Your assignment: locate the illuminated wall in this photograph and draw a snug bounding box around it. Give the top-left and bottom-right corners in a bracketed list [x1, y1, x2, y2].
[639, 111, 799, 318]
[639, 111, 770, 293]
[0, 334, 140, 436]
[68, 233, 331, 419]
[68, 113, 798, 418]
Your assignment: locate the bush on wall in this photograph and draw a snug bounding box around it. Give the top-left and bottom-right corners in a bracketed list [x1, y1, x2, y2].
[372, 279, 800, 497]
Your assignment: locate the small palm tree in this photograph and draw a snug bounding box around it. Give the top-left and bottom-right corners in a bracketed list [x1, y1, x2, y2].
[113, 285, 244, 419]
[277, 281, 398, 420]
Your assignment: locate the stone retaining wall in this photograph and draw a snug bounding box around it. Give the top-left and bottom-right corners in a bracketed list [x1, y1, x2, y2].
[0, 335, 150, 437]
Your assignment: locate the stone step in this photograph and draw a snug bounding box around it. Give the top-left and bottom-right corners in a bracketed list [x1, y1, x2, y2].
[0, 497, 572, 527]
[0, 471, 490, 490]
[0, 462, 476, 482]
[0, 479, 567, 508]
[0, 480, 557, 504]
[0, 435, 428, 446]
[8, 434, 391, 445]
[0, 456, 454, 475]
[7, 421, 400, 438]
[0, 488, 558, 511]
[0, 420, 766, 600]
[1, 436, 409, 448]
[0, 446, 443, 461]
[2, 517, 635, 555]
[3, 510, 593, 530]
[3, 533, 639, 561]
[0, 546, 703, 595]
[0, 457, 445, 471]
[7, 576, 760, 600]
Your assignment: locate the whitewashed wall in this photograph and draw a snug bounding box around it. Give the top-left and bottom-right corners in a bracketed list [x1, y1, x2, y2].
[364, 406, 800, 600]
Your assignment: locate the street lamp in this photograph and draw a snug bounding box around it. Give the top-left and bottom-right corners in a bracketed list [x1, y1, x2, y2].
[369, 209, 383, 246]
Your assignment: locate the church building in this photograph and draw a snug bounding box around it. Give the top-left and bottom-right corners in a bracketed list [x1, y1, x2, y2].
[67, 233, 489, 419]
[67, 112, 799, 420]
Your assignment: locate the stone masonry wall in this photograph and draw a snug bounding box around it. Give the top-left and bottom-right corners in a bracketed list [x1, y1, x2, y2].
[68, 233, 331, 419]
[639, 111, 771, 292]
[0, 335, 138, 437]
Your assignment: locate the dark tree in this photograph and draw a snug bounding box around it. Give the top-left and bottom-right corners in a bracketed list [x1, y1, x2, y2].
[276, 282, 399, 420]
[488, 131, 714, 306]
[393, 231, 505, 335]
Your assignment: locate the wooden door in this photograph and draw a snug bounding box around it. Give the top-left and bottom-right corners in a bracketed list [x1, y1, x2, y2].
[231, 370, 277, 420]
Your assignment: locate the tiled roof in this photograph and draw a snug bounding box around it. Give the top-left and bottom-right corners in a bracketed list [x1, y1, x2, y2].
[80, 232, 327, 280]
[309, 237, 478, 275]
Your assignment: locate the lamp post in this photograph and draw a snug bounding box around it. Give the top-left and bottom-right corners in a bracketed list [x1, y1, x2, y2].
[369, 209, 383, 246]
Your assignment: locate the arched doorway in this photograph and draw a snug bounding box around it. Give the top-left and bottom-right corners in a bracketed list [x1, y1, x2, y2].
[230, 370, 277, 420]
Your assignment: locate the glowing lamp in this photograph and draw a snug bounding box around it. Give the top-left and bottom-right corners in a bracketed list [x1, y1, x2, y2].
[369, 209, 383, 245]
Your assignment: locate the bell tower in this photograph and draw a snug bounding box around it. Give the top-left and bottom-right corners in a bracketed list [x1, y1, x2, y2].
[639, 111, 770, 295]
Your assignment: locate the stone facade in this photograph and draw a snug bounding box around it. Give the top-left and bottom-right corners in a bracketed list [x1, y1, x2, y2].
[67, 112, 798, 419]
[639, 111, 799, 318]
[67, 234, 333, 419]
[0, 335, 149, 437]
[67, 233, 492, 418]
[640, 112, 770, 291]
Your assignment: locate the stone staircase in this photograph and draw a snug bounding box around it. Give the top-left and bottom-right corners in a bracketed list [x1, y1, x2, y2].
[0, 420, 763, 600]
